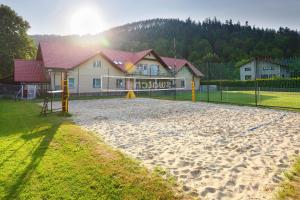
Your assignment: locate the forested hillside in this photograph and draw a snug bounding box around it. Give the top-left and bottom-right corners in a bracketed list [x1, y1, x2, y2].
[33, 18, 300, 61]
[32, 18, 300, 79]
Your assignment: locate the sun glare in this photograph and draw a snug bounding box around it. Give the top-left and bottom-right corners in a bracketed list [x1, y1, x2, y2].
[70, 6, 103, 35]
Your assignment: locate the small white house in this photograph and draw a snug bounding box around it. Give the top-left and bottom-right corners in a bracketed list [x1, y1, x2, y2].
[240, 59, 290, 80]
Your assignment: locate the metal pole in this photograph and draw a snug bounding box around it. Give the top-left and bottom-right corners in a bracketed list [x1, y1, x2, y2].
[51, 93, 53, 112]
[107, 67, 109, 96]
[254, 57, 258, 106]
[149, 67, 151, 97]
[220, 80, 223, 101]
[207, 62, 210, 102]
[61, 72, 64, 111]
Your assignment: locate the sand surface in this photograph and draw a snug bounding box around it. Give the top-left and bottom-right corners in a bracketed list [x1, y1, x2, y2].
[62, 98, 300, 199]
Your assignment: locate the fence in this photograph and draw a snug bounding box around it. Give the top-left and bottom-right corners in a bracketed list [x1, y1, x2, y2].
[134, 57, 300, 110]
[198, 83, 300, 110]
[0, 84, 21, 99]
[194, 58, 300, 110]
[1, 57, 300, 110]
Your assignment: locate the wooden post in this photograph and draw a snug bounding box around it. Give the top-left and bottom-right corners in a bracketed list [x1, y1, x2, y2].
[192, 78, 195, 102]
[199, 79, 201, 101]
[62, 71, 69, 113]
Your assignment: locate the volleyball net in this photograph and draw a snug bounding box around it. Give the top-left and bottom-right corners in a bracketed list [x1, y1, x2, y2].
[100, 76, 187, 92]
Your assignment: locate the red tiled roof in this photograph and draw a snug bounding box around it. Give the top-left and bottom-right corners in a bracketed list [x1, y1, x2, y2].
[39, 41, 167, 72]
[100, 49, 154, 71]
[161, 57, 204, 77]
[14, 60, 48, 83]
[38, 40, 203, 77]
[40, 41, 103, 70]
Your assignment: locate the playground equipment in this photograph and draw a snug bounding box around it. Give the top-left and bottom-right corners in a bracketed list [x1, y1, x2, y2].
[41, 72, 69, 115]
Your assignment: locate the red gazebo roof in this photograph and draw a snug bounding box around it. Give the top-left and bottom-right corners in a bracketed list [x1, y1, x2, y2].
[14, 60, 48, 83]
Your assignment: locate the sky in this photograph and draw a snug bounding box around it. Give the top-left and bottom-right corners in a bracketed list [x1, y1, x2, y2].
[1, 0, 300, 35]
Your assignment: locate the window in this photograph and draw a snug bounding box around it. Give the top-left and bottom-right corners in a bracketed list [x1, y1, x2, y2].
[54, 85, 61, 90]
[244, 67, 251, 71]
[142, 64, 148, 75]
[263, 66, 273, 71]
[68, 78, 75, 89]
[113, 60, 123, 65]
[181, 80, 185, 88]
[150, 64, 159, 75]
[261, 74, 269, 79]
[245, 75, 252, 80]
[93, 60, 101, 68]
[93, 78, 101, 88]
[116, 79, 124, 89]
[137, 64, 143, 74]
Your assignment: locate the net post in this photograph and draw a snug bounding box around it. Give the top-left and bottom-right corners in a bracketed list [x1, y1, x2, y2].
[126, 77, 136, 99]
[62, 71, 69, 113]
[126, 90, 136, 99]
[192, 77, 195, 102]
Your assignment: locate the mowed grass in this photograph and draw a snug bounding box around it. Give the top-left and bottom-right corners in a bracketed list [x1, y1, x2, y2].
[275, 158, 300, 200]
[147, 90, 300, 109]
[0, 100, 182, 200]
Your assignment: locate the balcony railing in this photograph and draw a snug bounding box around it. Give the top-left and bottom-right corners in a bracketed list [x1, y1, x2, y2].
[127, 72, 174, 77]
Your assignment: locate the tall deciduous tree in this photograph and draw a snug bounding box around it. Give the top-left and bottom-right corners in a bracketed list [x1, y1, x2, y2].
[0, 4, 36, 78]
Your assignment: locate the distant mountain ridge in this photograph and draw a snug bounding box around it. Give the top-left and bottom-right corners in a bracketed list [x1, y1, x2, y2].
[31, 18, 300, 65]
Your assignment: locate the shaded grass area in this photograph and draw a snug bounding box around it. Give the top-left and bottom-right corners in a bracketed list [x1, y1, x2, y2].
[275, 158, 300, 200]
[0, 100, 183, 200]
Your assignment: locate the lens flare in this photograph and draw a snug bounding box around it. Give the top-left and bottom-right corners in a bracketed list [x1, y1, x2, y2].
[125, 62, 135, 73]
[70, 6, 103, 35]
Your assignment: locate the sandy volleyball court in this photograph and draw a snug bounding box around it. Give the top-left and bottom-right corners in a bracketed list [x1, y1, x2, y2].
[64, 98, 299, 200]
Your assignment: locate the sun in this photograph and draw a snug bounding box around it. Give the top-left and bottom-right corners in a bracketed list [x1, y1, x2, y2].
[70, 6, 103, 35]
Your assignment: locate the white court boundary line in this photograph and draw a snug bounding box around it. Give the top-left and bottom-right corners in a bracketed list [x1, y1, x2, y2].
[101, 75, 187, 92]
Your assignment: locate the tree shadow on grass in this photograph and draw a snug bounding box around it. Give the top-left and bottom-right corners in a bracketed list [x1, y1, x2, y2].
[0, 127, 52, 168]
[3, 122, 61, 199]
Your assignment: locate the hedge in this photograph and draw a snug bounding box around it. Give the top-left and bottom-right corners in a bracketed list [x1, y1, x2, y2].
[201, 78, 300, 88]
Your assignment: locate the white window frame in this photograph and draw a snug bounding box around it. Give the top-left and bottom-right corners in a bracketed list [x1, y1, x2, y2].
[93, 78, 101, 88]
[263, 66, 273, 71]
[116, 79, 124, 89]
[245, 75, 252, 80]
[93, 60, 101, 68]
[261, 74, 269, 79]
[137, 64, 143, 74]
[68, 78, 75, 89]
[150, 64, 159, 75]
[181, 80, 185, 88]
[142, 64, 148, 75]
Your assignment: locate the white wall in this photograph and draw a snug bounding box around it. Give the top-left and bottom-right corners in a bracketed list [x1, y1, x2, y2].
[49, 53, 200, 93]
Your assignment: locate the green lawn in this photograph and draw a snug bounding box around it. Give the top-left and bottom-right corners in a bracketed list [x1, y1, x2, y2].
[276, 158, 300, 200]
[145, 90, 300, 109]
[0, 100, 183, 200]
